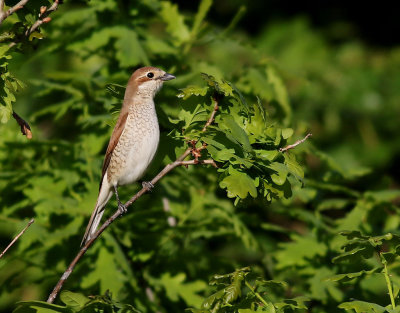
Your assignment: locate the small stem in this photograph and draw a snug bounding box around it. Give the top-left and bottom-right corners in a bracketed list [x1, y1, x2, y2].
[202, 95, 219, 132]
[0, 218, 34, 259]
[279, 133, 312, 153]
[0, 0, 30, 24]
[245, 280, 269, 307]
[383, 262, 396, 309]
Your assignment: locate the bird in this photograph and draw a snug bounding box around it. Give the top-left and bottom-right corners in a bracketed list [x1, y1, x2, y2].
[81, 66, 175, 246]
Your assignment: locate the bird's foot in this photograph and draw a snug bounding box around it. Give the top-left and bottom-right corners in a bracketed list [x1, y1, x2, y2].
[118, 203, 127, 215]
[142, 181, 154, 192]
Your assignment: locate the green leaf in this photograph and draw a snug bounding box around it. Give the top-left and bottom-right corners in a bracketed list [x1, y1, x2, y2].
[281, 128, 293, 139]
[266, 66, 292, 125]
[191, 0, 213, 37]
[317, 198, 350, 211]
[150, 272, 207, 307]
[68, 26, 148, 66]
[338, 301, 386, 313]
[13, 301, 69, 313]
[114, 29, 149, 67]
[60, 291, 89, 311]
[274, 296, 309, 311]
[178, 85, 208, 100]
[80, 244, 127, 295]
[219, 167, 257, 199]
[201, 73, 234, 97]
[332, 246, 374, 263]
[160, 2, 190, 45]
[284, 153, 304, 179]
[267, 162, 289, 185]
[308, 267, 344, 302]
[275, 233, 327, 269]
[364, 190, 400, 203]
[0, 104, 12, 123]
[219, 114, 253, 153]
[0, 45, 10, 56]
[326, 268, 382, 283]
[256, 150, 279, 161]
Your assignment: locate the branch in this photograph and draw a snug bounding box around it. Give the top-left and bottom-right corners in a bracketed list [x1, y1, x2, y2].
[0, 218, 34, 259]
[202, 93, 220, 132]
[12, 111, 32, 139]
[47, 92, 222, 303]
[25, 0, 60, 37]
[0, 0, 30, 25]
[279, 133, 312, 153]
[179, 159, 217, 167]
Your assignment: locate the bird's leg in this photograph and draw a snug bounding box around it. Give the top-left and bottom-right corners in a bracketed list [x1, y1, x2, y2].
[142, 181, 154, 192]
[113, 185, 127, 214]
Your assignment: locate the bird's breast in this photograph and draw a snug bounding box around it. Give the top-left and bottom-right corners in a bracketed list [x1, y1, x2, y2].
[107, 103, 160, 186]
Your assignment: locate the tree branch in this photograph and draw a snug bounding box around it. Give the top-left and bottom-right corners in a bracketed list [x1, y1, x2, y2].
[25, 0, 60, 37]
[47, 92, 222, 303]
[0, 0, 30, 25]
[0, 218, 34, 259]
[279, 133, 312, 153]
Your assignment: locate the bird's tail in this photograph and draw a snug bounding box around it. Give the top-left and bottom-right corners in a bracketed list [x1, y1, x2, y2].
[81, 178, 113, 246]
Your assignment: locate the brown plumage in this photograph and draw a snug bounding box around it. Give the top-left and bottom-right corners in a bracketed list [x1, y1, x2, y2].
[81, 66, 175, 245]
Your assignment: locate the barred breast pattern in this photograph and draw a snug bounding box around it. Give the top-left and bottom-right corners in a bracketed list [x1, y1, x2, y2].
[107, 99, 160, 186]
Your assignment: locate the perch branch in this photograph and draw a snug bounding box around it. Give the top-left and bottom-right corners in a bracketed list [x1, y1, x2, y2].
[12, 111, 32, 139]
[0, 0, 30, 24]
[47, 92, 222, 303]
[279, 133, 312, 153]
[0, 218, 34, 259]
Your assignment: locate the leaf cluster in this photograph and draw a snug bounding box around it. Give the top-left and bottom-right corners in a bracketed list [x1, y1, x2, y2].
[1, 1, 400, 313]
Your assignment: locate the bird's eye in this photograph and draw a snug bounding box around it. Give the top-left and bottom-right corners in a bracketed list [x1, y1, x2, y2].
[147, 72, 154, 78]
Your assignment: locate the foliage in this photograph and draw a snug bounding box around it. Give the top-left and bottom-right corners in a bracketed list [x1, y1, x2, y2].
[1, 1, 400, 313]
[14, 290, 141, 313]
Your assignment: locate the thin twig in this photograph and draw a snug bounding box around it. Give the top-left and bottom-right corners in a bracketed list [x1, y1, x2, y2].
[0, 218, 34, 259]
[279, 133, 312, 153]
[179, 159, 217, 167]
[47, 92, 222, 303]
[25, 0, 59, 37]
[0, 0, 30, 25]
[202, 93, 220, 132]
[12, 111, 32, 139]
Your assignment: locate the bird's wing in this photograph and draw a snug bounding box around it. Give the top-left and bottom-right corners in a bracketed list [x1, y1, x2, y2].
[100, 105, 129, 190]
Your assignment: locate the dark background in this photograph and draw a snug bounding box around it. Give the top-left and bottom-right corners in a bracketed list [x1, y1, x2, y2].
[177, 0, 399, 47]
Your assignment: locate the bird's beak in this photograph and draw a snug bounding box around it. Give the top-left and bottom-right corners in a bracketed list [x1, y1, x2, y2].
[160, 73, 176, 81]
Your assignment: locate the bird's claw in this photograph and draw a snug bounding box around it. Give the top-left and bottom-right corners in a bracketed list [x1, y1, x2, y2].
[118, 203, 127, 214]
[142, 181, 154, 192]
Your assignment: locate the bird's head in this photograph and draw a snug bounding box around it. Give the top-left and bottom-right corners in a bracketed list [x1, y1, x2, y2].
[126, 66, 175, 99]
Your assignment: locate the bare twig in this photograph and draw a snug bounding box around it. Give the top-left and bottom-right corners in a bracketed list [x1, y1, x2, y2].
[202, 93, 220, 132]
[0, 0, 30, 25]
[47, 93, 222, 303]
[279, 133, 312, 153]
[12, 111, 32, 139]
[179, 159, 217, 167]
[0, 218, 34, 259]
